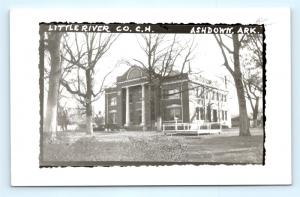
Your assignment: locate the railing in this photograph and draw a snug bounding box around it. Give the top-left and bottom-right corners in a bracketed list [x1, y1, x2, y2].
[162, 121, 223, 135]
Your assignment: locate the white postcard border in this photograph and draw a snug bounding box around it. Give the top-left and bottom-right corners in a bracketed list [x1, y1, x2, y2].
[10, 8, 291, 186]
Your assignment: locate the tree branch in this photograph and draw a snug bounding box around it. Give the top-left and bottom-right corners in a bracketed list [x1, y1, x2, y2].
[214, 34, 235, 76]
[60, 79, 86, 98]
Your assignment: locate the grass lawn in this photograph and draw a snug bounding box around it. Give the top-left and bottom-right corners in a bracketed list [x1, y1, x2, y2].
[41, 130, 264, 165]
[182, 135, 264, 164]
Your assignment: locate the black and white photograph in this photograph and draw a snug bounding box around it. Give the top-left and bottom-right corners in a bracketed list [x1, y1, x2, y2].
[10, 8, 291, 186]
[40, 23, 265, 166]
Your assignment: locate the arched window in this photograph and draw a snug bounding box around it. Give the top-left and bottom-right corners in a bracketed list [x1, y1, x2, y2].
[127, 68, 142, 80]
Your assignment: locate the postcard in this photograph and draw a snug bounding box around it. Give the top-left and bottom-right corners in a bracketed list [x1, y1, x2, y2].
[10, 8, 291, 186]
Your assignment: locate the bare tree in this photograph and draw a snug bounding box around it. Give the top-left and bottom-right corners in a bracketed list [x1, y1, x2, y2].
[243, 69, 262, 127]
[44, 45, 76, 132]
[129, 34, 195, 131]
[43, 32, 63, 140]
[61, 32, 119, 135]
[241, 34, 263, 127]
[214, 33, 251, 136]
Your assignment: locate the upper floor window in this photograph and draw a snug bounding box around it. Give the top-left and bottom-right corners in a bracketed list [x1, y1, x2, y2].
[110, 97, 117, 106]
[163, 88, 181, 99]
[200, 88, 205, 98]
[195, 87, 205, 98]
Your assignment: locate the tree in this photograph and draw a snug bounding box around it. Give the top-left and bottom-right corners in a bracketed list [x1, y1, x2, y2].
[43, 32, 63, 140]
[243, 69, 262, 127]
[60, 32, 118, 135]
[214, 33, 251, 136]
[241, 34, 263, 127]
[129, 34, 195, 131]
[44, 44, 76, 132]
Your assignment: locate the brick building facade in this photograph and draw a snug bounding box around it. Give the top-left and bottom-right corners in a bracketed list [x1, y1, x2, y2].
[105, 66, 231, 131]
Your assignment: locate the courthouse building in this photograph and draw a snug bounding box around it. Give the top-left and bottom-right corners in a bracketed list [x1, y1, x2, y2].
[104, 66, 231, 131]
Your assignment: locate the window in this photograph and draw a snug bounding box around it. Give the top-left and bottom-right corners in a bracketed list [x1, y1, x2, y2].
[200, 108, 205, 120]
[109, 111, 116, 124]
[213, 110, 217, 122]
[225, 111, 227, 121]
[129, 93, 133, 103]
[194, 87, 198, 97]
[137, 109, 142, 124]
[164, 105, 182, 121]
[224, 95, 227, 102]
[130, 111, 134, 122]
[196, 107, 200, 120]
[206, 108, 211, 122]
[195, 87, 205, 98]
[164, 88, 180, 99]
[196, 99, 204, 106]
[196, 107, 205, 120]
[127, 68, 142, 79]
[137, 88, 142, 101]
[200, 88, 205, 98]
[110, 97, 117, 106]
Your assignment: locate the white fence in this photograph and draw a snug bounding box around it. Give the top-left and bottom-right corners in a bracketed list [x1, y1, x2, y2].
[162, 122, 222, 135]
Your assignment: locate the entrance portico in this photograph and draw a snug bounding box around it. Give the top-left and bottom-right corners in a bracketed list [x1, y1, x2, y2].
[123, 83, 147, 128]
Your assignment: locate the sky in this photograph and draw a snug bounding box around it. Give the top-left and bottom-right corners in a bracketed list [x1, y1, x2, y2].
[94, 33, 240, 116]
[45, 32, 260, 117]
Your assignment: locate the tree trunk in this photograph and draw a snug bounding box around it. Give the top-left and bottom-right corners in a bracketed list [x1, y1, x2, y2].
[155, 85, 162, 131]
[85, 69, 93, 135]
[44, 33, 62, 141]
[86, 103, 93, 135]
[232, 34, 251, 136]
[252, 97, 259, 127]
[244, 81, 260, 127]
[234, 77, 251, 136]
[147, 84, 153, 130]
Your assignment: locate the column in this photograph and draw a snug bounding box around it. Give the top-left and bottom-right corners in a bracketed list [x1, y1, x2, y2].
[125, 87, 130, 126]
[141, 84, 146, 127]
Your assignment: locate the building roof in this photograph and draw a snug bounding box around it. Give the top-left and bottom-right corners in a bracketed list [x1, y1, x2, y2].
[105, 66, 228, 92]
